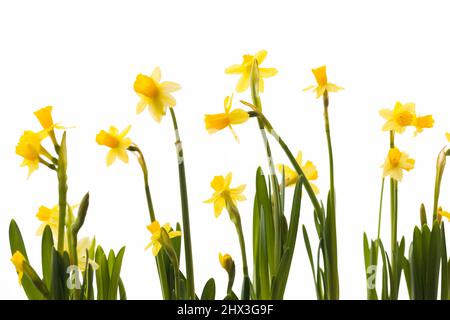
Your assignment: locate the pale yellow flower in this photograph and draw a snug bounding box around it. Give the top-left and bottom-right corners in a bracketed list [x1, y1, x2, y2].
[225, 50, 278, 93]
[204, 94, 249, 142]
[303, 65, 343, 98]
[96, 125, 132, 166]
[204, 173, 246, 218]
[145, 220, 181, 257]
[379, 102, 416, 134]
[276, 151, 319, 194]
[76, 237, 99, 272]
[11, 251, 26, 285]
[15, 130, 48, 177]
[134, 67, 181, 123]
[382, 147, 415, 181]
[36, 205, 59, 236]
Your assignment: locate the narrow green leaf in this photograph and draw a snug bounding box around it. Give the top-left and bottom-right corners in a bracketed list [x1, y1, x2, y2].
[41, 225, 54, 291]
[107, 246, 126, 300]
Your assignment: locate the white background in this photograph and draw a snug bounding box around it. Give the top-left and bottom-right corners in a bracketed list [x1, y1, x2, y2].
[1, 0, 450, 300]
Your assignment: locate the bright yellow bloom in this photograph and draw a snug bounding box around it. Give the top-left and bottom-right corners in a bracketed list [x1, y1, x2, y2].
[413, 115, 434, 136]
[379, 102, 416, 134]
[219, 253, 234, 273]
[15, 130, 47, 177]
[77, 237, 99, 272]
[36, 205, 59, 236]
[11, 251, 26, 285]
[382, 147, 415, 181]
[276, 151, 319, 194]
[145, 220, 181, 257]
[225, 50, 278, 93]
[34, 106, 54, 130]
[96, 125, 132, 166]
[134, 67, 181, 123]
[204, 173, 246, 218]
[303, 65, 343, 98]
[204, 95, 249, 142]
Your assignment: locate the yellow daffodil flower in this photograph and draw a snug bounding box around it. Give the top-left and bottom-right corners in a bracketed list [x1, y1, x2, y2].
[77, 237, 99, 272]
[133, 67, 181, 123]
[379, 102, 416, 134]
[225, 50, 278, 93]
[204, 94, 249, 142]
[36, 205, 59, 236]
[11, 251, 26, 285]
[15, 130, 48, 177]
[145, 220, 181, 257]
[382, 147, 415, 181]
[96, 125, 132, 166]
[276, 151, 319, 194]
[303, 65, 343, 98]
[446, 132, 450, 142]
[34, 106, 54, 130]
[204, 173, 246, 218]
[219, 253, 234, 273]
[413, 115, 434, 136]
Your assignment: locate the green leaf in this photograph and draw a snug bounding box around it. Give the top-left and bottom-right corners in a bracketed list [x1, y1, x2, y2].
[441, 223, 448, 300]
[201, 278, 216, 300]
[95, 246, 109, 300]
[118, 278, 127, 300]
[107, 246, 126, 300]
[302, 225, 318, 297]
[425, 221, 441, 299]
[41, 225, 54, 290]
[252, 195, 261, 299]
[255, 167, 275, 275]
[50, 249, 65, 300]
[271, 178, 302, 300]
[107, 249, 116, 275]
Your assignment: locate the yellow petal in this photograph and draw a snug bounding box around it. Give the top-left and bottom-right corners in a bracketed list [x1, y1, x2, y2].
[214, 197, 226, 218]
[211, 175, 225, 192]
[160, 81, 181, 93]
[225, 64, 244, 74]
[106, 150, 117, 166]
[151, 67, 161, 83]
[236, 74, 250, 93]
[136, 98, 147, 114]
[259, 68, 278, 78]
[254, 50, 267, 64]
[152, 241, 162, 256]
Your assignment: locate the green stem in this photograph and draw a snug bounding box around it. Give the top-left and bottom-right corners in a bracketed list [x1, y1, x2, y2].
[57, 133, 68, 253]
[323, 90, 339, 300]
[323, 91, 335, 204]
[129, 145, 156, 221]
[169, 107, 195, 300]
[377, 178, 385, 243]
[389, 131, 399, 299]
[128, 144, 170, 299]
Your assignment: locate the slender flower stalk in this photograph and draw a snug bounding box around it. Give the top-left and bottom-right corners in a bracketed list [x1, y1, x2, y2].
[169, 107, 195, 299]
